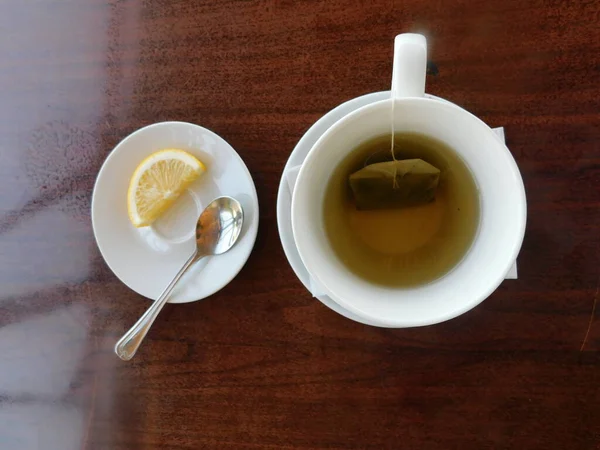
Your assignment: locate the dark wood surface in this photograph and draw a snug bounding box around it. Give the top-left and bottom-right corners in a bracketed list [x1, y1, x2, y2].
[1, 1, 599, 449]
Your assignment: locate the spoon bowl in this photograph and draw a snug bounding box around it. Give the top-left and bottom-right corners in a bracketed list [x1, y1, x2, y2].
[196, 197, 244, 255]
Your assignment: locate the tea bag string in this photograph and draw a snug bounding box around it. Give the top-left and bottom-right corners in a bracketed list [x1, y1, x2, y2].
[390, 98, 397, 161]
[362, 99, 398, 167]
[391, 99, 398, 190]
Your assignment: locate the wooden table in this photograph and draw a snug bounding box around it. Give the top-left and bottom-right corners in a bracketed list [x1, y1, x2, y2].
[1, 1, 599, 449]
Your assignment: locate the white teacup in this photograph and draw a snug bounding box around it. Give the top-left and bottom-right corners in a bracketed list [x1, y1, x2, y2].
[291, 34, 526, 327]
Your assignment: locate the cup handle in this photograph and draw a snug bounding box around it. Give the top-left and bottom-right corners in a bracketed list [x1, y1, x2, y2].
[391, 33, 427, 99]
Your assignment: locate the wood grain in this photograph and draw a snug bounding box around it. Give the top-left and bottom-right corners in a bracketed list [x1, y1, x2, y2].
[0, 0, 599, 449]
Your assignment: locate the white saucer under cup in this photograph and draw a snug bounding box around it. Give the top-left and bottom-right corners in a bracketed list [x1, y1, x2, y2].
[92, 121, 259, 303]
[277, 92, 520, 327]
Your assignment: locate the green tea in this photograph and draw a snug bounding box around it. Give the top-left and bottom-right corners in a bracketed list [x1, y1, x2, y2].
[323, 132, 480, 287]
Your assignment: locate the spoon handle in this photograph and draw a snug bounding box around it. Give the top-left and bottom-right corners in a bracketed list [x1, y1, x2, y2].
[115, 250, 200, 360]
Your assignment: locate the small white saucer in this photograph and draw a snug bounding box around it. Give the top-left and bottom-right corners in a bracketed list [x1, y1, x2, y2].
[92, 121, 259, 303]
[277, 92, 391, 326]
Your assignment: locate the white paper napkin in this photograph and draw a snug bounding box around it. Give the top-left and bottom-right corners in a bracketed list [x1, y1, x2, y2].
[285, 126, 518, 298]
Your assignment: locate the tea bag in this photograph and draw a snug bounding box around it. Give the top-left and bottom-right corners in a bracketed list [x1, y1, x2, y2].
[349, 159, 440, 210]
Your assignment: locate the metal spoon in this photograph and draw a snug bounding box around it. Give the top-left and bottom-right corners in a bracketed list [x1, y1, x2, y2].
[115, 196, 244, 360]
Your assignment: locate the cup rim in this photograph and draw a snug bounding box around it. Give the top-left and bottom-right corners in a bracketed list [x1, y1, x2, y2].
[291, 96, 527, 327]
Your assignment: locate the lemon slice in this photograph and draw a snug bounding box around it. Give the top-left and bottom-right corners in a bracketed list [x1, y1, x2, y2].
[127, 149, 205, 227]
